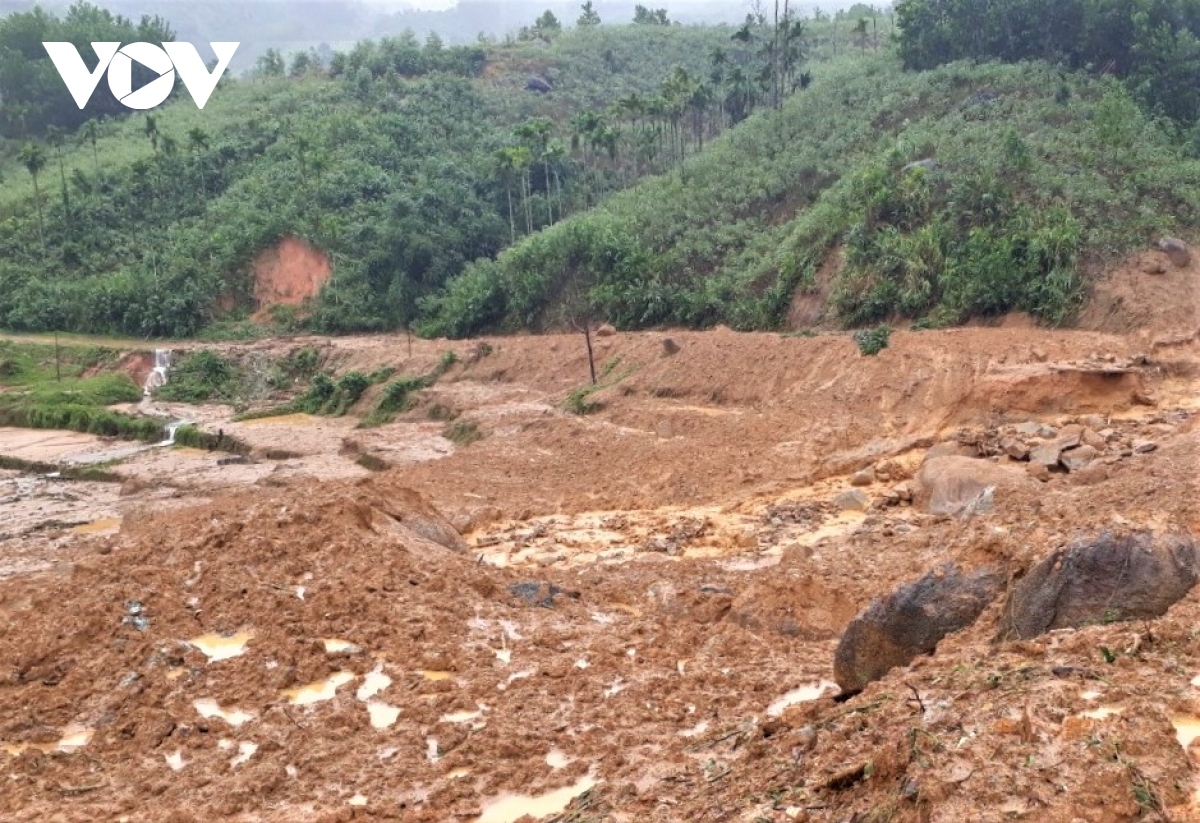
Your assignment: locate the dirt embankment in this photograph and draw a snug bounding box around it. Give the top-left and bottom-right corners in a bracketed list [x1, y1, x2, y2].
[249, 235, 332, 321]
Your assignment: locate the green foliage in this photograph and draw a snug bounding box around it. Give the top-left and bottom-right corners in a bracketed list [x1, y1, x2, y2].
[0, 370, 163, 442]
[564, 385, 602, 414]
[0, 17, 741, 339]
[156, 350, 241, 403]
[364, 375, 429, 425]
[428, 56, 1200, 336]
[853, 326, 891, 356]
[893, 0, 1200, 128]
[0, 3, 176, 138]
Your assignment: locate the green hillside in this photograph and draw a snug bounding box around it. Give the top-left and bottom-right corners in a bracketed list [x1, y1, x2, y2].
[1, 6, 793, 337]
[424, 54, 1200, 336]
[2, 1, 1200, 341]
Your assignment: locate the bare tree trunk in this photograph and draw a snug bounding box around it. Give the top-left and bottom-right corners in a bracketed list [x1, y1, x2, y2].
[583, 323, 596, 385]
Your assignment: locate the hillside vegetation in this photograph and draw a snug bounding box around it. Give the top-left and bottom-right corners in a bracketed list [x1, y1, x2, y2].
[2, 1, 1200, 340]
[424, 53, 1200, 336]
[0, 3, 838, 337]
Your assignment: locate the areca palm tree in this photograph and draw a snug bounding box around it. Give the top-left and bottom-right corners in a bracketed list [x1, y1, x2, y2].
[19, 142, 47, 247]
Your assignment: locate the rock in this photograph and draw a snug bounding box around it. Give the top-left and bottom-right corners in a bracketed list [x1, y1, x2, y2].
[1014, 422, 1042, 436]
[661, 337, 680, 356]
[998, 530, 1197, 639]
[1132, 439, 1158, 454]
[1156, 237, 1192, 268]
[923, 441, 976, 463]
[915, 456, 1031, 516]
[525, 76, 553, 93]
[902, 158, 938, 173]
[1081, 428, 1106, 451]
[833, 563, 1005, 692]
[891, 482, 914, 503]
[833, 489, 870, 512]
[1055, 424, 1083, 450]
[368, 485, 470, 553]
[1029, 443, 1062, 468]
[1000, 436, 1030, 461]
[1060, 445, 1099, 472]
[849, 468, 875, 487]
[595, 323, 616, 337]
[1080, 414, 1107, 430]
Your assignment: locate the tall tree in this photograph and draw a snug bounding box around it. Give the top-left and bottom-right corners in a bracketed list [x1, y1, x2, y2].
[18, 141, 47, 248]
[577, 1, 601, 27]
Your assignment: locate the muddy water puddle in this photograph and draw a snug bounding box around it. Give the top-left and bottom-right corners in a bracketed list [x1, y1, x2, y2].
[1, 724, 93, 756]
[366, 701, 400, 729]
[193, 698, 255, 726]
[190, 630, 254, 661]
[1174, 716, 1200, 752]
[766, 681, 838, 716]
[476, 775, 598, 823]
[284, 671, 355, 705]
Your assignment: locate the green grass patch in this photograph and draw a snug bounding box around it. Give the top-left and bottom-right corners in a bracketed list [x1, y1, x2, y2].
[156, 350, 242, 403]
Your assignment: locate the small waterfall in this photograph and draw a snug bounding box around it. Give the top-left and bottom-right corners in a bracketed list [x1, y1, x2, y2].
[160, 420, 188, 447]
[143, 349, 171, 397]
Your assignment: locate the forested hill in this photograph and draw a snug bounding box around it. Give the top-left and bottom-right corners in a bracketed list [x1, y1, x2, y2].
[2, 1, 1200, 341]
[0, 2, 870, 337]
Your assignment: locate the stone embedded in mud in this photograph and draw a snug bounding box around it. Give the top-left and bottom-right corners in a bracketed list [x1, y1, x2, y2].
[1029, 443, 1062, 468]
[833, 563, 1004, 692]
[849, 468, 875, 487]
[832, 489, 869, 512]
[923, 441, 976, 463]
[362, 484, 470, 553]
[914, 456, 1031, 516]
[1060, 445, 1099, 472]
[998, 530, 1198, 640]
[1156, 237, 1192, 268]
[1000, 437, 1030, 461]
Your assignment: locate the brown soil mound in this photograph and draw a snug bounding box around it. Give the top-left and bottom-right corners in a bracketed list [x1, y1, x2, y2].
[1079, 246, 1200, 341]
[250, 236, 331, 322]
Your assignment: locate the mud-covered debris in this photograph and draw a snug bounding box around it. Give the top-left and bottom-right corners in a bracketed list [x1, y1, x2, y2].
[915, 455, 1030, 516]
[833, 563, 1004, 692]
[1060, 445, 1099, 471]
[849, 468, 875, 487]
[508, 582, 577, 608]
[999, 529, 1197, 639]
[1155, 236, 1192, 267]
[832, 489, 869, 512]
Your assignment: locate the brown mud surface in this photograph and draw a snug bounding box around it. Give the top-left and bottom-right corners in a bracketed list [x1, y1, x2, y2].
[2, 266, 1199, 821]
[250, 236, 333, 321]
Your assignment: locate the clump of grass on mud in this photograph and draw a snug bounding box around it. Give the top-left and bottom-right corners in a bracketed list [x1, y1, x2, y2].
[442, 419, 483, 445]
[0, 341, 164, 442]
[156, 350, 242, 403]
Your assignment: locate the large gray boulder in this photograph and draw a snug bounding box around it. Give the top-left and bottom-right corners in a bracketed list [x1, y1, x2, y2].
[833, 564, 1004, 692]
[915, 456, 1032, 516]
[998, 530, 1197, 640]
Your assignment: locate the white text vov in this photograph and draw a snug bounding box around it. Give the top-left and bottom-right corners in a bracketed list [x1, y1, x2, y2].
[42, 42, 239, 110]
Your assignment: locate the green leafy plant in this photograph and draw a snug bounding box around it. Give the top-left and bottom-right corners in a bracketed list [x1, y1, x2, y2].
[854, 325, 891, 356]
